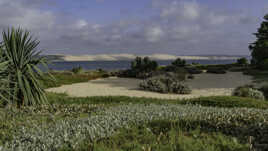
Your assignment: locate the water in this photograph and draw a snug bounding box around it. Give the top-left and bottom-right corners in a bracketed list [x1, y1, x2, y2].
[47, 59, 236, 71]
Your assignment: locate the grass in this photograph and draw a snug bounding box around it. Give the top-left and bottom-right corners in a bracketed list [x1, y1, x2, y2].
[61, 120, 249, 151]
[47, 93, 268, 109]
[42, 70, 109, 88]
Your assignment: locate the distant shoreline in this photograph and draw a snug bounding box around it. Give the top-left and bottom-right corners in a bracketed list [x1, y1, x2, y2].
[44, 54, 245, 62]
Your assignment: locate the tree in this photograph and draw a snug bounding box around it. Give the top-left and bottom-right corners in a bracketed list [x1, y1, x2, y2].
[236, 57, 248, 65]
[171, 58, 186, 67]
[0, 28, 51, 107]
[249, 14, 268, 66]
[131, 56, 158, 73]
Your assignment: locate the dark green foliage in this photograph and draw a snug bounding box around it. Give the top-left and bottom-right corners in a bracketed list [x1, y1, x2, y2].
[260, 85, 268, 99]
[186, 67, 203, 74]
[187, 74, 195, 79]
[259, 58, 268, 70]
[171, 58, 186, 67]
[118, 57, 158, 79]
[131, 56, 158, 73]
[249, 14, 268, 66]
[236, 57, 248, 65]
[0, 28, 51, 106]
[207, 68, 227, 74]
[183, 96, 268, 109]
[71, 66, 83, 74]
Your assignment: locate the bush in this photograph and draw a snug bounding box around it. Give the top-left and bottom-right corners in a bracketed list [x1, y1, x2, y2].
[259, 59, 268, 70]
[233, 85, 265, 100]
[186, 68, 203, 74]
[236, 57, 248, 65]
[171, 58, 186, 67]
[71, 66, 83, 74]
[139, 75, 191, 94]
[260, 85, 268, 100]
[187, 74, 195, 79]
[207, 68, 227, 74]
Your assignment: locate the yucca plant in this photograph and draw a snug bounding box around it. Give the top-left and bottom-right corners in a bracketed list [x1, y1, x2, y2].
[0, 28, 51, 107]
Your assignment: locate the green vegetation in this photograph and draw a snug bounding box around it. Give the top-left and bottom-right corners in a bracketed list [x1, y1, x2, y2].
[260, 85, 268, 100]
[0, 28, 50, 107]
[139, 75, 191, 94]
[207, 68, 227, 74]
[237, 57, 248, 65]
[249, 14, 268, 67]
[243, 69, 268, 83]
[71, 66, 84, 74]
[42, 70, 108, 88]
[3, 102, 268, 150]
[171, 58, 186, 67]
[66, 121, 249, 151]
[233, 85, 265, 100]
[47, 93, 268, 109]
[184, 96, 268, 109]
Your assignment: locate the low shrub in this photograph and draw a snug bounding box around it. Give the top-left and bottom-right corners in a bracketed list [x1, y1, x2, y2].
[260, 85, 268, 100]
[187, 74, 195, 79]
[207, 68, 227, 74]
[233, 85, 265, 100]
[259, 59, 268, 70]
[228, 67, 248, 72]
[71, 66, 83, 74]
[139, 75, 191, 94]
[186, 68, 203, 74]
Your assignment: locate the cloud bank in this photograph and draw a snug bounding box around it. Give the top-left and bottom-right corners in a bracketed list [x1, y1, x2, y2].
[0, 0, 264, 55]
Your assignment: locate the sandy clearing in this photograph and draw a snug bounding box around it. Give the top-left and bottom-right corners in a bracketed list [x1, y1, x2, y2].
[46, 72, 254, 100]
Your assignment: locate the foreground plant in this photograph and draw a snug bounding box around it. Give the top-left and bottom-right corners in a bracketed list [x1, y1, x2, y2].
[0, 28, 51, 107]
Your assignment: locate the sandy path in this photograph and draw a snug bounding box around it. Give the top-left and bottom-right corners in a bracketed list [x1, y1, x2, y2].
[47, 72, 253, 100]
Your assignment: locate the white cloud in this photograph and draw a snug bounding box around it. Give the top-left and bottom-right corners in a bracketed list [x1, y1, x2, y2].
[182, 2, 200, 20]
[75, 20, 88, 29]
[0, 0, 260, 55]
[146, 26, 164, 42]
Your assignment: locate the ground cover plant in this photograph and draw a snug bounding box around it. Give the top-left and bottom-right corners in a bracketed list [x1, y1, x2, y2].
[47, 93, 268, 109]
[63, 121, 249, 151]
[2, 103, 268, 150]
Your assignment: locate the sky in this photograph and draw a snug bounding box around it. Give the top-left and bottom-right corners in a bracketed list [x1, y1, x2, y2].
[0, 0, 267, 55]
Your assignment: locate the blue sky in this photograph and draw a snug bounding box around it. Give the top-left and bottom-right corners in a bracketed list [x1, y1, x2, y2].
[0, 0, 267, 55]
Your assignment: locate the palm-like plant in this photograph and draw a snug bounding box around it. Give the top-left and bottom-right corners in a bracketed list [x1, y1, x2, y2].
[0, 28, 50, 107]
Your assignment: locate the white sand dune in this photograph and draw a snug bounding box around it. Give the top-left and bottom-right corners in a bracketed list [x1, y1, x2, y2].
[47, 72, 253, 100]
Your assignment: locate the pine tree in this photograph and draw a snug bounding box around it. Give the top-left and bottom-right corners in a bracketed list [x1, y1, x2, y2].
[249, 14, 268, 65]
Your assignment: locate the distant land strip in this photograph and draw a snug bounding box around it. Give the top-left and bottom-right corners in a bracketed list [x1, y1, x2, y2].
[44, 54, 247, 62]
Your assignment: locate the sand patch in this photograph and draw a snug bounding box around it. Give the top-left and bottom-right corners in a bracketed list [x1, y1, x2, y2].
[47, 72, 253, 99]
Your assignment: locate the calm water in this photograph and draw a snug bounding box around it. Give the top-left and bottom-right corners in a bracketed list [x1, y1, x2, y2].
[47, 60, 236, 71]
